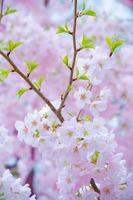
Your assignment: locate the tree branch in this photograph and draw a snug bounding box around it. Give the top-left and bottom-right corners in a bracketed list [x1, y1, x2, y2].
[58, 0, 78, 113]
[0, 0, 78, 123]
[90, 178, 101, 199]
[0, 51, 64, 123]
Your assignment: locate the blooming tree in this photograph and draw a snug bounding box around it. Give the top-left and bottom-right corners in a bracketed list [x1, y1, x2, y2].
[0, 0, 132, 200]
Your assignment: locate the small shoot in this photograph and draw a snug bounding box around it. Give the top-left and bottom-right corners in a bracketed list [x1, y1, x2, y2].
[0, 68, 11, 82]
[63, 55, 69, 68]
[34, 77, 45, 90]
[25, 61, 39, 76]
[106, 37, 124, 56]
[17, 88, 29, 98]
[80, 35, 94, 49]
[4, 6, 17, 16]
[3, 40, 23, 55]
[79, 2, 96, 17]
[76, 68, 88, 81]
[57, 22, 70, 34]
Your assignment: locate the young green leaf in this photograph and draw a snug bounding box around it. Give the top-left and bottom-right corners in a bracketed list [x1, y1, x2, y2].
[0, 68, 11, 78]
[79, 73, 89, 80]
[3, 40, 23, 53]
[106, 37, 112, 48]
[34, 77, 45, 90]
[9, 40, 22, 51]
[4, 6, 17, 15]
[63, 55, 69, 67]
[81, 9, 96, 17]
[112, 40, 124, 52]
[57, 26, 66, 34]
[17, 88, 29, 97]
[81, 35, 94, 49]
[106, 37, 124, 55]
[64, 22, 69, 32]
[90, 150, 100, 165]
[76, 68, 89, 80]
[57, 22, 69, 34]
[25, 61, 39, 74]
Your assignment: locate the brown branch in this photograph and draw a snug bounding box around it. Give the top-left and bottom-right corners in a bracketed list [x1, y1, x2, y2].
[0, 0, 78, 123]
[0, 51, 64, 123]
[90, 178, 101, 195]
[58, 0, 78, 113]
[76, 109, 82, 122]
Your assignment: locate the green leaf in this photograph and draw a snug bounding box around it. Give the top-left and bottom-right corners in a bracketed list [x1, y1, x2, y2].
[76, 68, 89, 81]
[57, 26, 66, 34]
[112, 40, 124, 52]
[3, 40, 23, 52]
[4, 6, 17, 15]
[81, 9, 96, 16]
[25, 61, 39, 73]
[57, 22, 69, 34]
[9, 40, 22, 51]
[106, 37, 112, 48]
[17, 88, 29, 97]
[64, 22, 69, 32]
[106, 37, 124, 55]
[0, 68, 11, 78]
[81, 35, 94, 49]
[34, 77, 45, 90]
[63, 55, 69, 67]
[90, 150, 100, 165]
[79, 73, 89, 80]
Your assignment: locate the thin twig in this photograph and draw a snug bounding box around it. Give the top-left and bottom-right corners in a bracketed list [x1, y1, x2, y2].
[76, 109, 82, 122]
[58, 0, 78, 113]
[90, 178, 101, 196]
[0, 51, 64, 123]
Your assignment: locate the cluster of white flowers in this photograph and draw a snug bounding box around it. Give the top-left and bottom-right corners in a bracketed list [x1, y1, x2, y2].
[15, 105, 131, 199]
[0, 170, 36, 200]
[74, 86, 111, 117]
[77, 47, 111, 86]
[15, 103, 60, 158]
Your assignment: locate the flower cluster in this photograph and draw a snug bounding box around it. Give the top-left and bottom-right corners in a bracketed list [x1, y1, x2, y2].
[77, 47, 110, 86]
[0, 170, 36, 200]
[15, 104, 132, 200]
